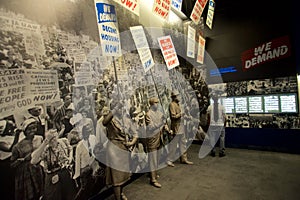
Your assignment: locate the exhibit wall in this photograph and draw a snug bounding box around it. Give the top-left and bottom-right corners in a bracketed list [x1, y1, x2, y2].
[209, 76, 299, 129]
[0, 0, 299, 199]
[0, 0, 298, 130]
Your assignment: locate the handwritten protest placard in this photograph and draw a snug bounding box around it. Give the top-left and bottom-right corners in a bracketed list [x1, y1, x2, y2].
[74, 62, 93, 86]
[190, 0, 208, 24]
[152, 0, 171, 20]
[130, 26, 155, 72]
[0, 16, 46, 56]
[94, 0, 121, 56]
[0, 69, 60, 118]
[206, 0, 215, 29]
[25, 69, 60, 100]
[0, 69, 26, 117]
[187, 25, 196, 58]
[0, 16, 41, 33]
[158, 35, 179, 70]
[197, 35, 206, 64]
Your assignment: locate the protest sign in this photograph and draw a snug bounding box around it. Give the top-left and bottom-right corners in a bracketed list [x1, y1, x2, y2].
[158, 35, 179, 70]
[0, 16, 46, 56]
[24, 32, 46, 56]
[197, 35, 206, 64]
[206, 0, 215, 29]
[94, 0, 122, 56]
[130, 26, 155, 72]
[152, 0, 171, 20]
[0, 69, 60, 118]
[25, 69, 60, 104]
[74, 71, 93, 86]
[0, 16, 41, 33]
[0, 69, 26, 117]
[190, 0, 208, 24]
[74, 62, 93, 86]
[187, 25, 196, 58]
[171, 0, 183, 11]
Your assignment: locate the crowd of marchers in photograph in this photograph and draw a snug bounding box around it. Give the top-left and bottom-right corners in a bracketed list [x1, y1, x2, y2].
[0, 62, 210, 200]
[0, 8, 214, 199]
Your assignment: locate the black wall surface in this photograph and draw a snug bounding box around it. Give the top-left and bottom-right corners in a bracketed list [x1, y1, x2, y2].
[226, 127, 300, 154]
[182, 0, 297, 83]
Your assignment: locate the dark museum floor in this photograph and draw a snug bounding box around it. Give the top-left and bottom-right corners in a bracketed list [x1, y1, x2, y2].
[93, 143, 300, 200]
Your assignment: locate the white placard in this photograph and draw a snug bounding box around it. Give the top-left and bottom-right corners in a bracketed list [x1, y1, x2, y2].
[0, 69, 60, 118]
[0, 16, 41, 33]
[206, 0, 215, 29]
[187, 25, 196, 58]
[171, 0, 183, 11]
[130, 26, 155, 72]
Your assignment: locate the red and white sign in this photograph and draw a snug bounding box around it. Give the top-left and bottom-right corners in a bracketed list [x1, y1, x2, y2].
[158, 35, 179, 70]
[190, 0, 208, 24]
[152, 0, 172, 20]
[197, 35, 206, 64]
[114, 0, 140, 16]
[241, 35, 291, 70]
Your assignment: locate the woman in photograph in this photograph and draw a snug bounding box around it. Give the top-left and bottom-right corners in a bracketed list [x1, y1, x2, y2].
[102, 101, 138, 200]
[10, 118, 44, 200]
[31, 129, 76, 200]
[0, 119, 22, 199]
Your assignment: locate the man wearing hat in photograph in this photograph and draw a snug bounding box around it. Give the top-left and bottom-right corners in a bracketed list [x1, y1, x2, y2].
[53, 95, 72, 131]
[60, 107, 75, 138]
[145, 97, 168, 188]
[27, 106, 45, 138]
[167, 90, 193, 167]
